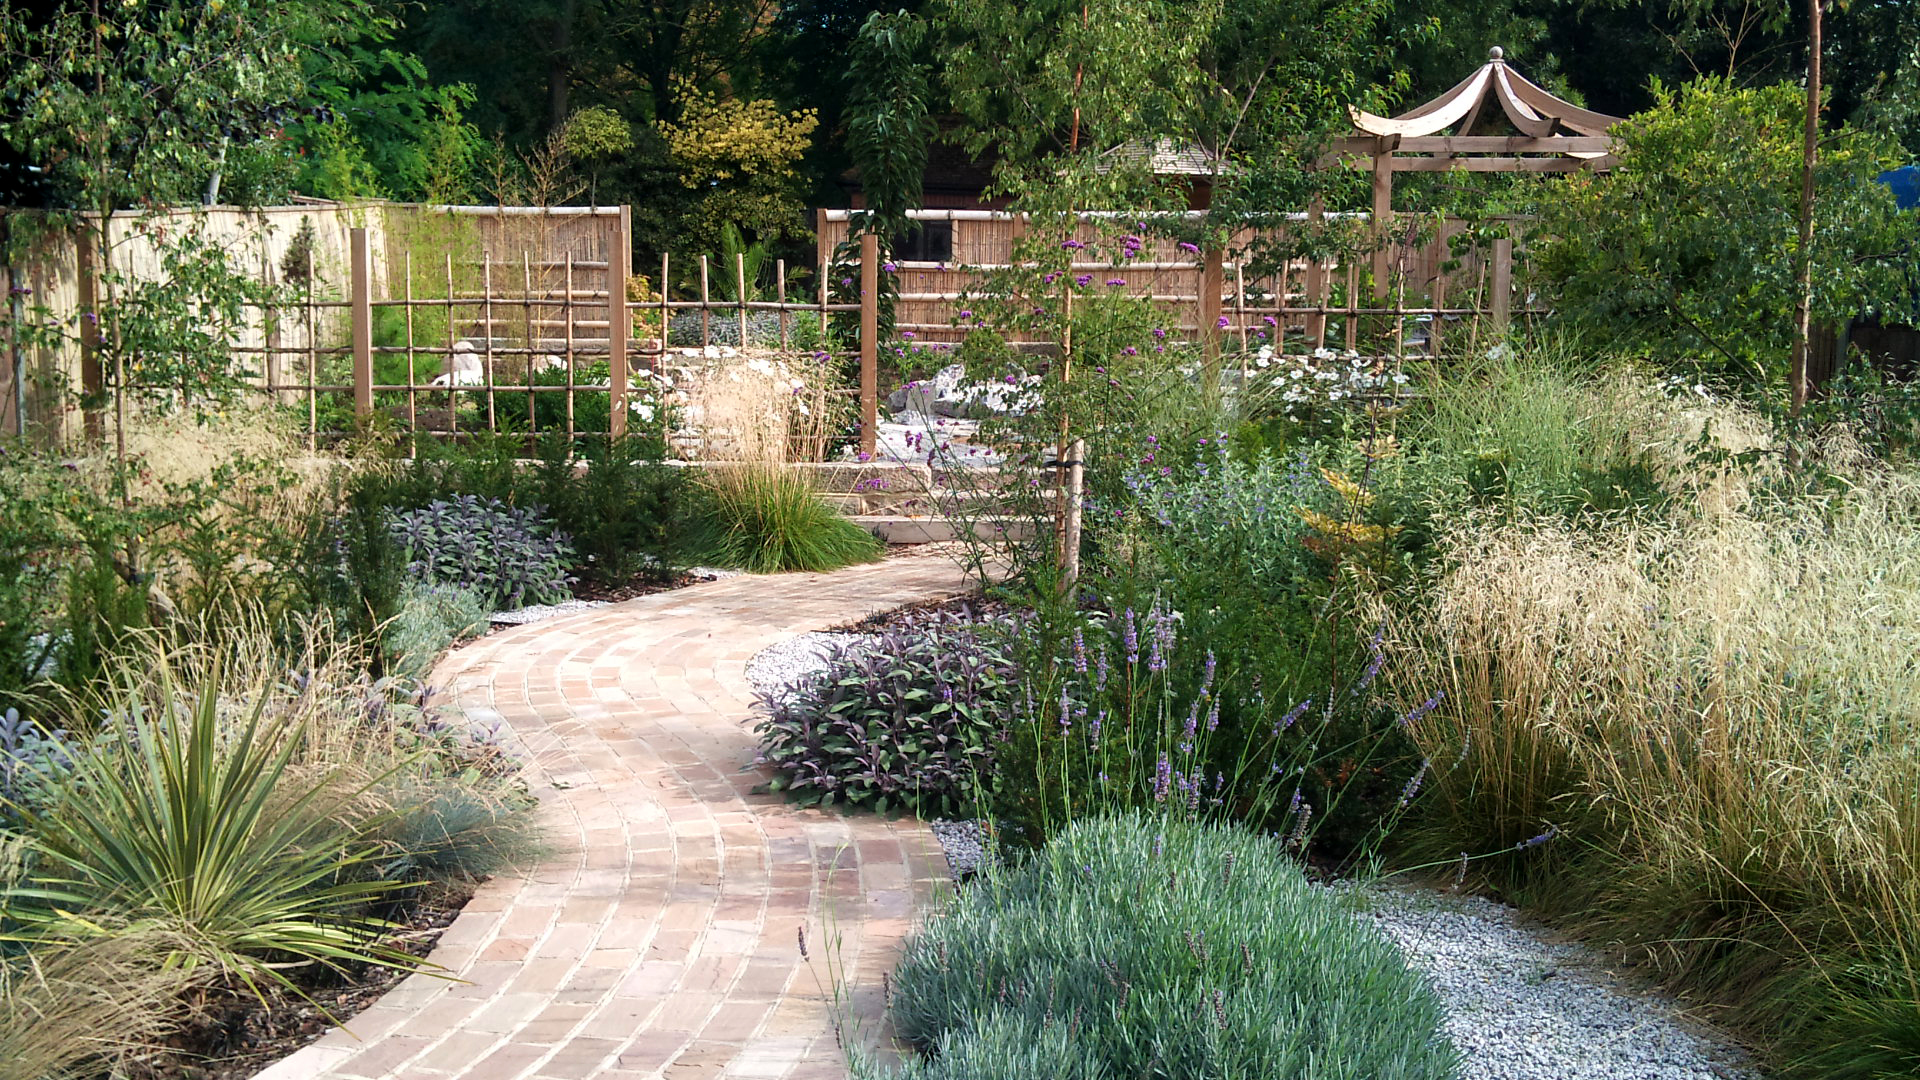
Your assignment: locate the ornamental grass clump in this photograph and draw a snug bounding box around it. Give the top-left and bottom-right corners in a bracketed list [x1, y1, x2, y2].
[1392, 469, 1920, 1076]
[754, 619, 1016, 816]
[688, 353, 880, 573]
[874, 814, 1457, 1080]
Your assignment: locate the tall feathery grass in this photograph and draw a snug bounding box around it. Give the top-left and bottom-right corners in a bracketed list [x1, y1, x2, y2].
[1391, 469, 1920, 1075]
[688, 355, 881, 573]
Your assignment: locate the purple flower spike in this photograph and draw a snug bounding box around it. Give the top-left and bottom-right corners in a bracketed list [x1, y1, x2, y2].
[1123, 609, 1140, 665]
[1178, 241, 1200, 254]
[1106, 278, 1126, 286]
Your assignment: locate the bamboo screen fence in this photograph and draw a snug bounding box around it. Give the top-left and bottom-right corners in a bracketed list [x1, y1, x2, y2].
[5, 201, 1533, 451]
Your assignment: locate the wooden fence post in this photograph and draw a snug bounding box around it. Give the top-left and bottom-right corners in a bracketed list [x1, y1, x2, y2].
[609, 206, 631, 439]
[1201, 246, 1224, 368]
[859, 229, 879, 458]
[1371, 138, 1395, 301]
[350, 227, 373, 419]
[1490, 234, 1513, 334]
[76, 227, 103, 442]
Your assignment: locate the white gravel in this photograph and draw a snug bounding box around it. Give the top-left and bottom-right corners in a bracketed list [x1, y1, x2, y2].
[744, 631, 862, 703]
[488, 599, 609, 625]
[1340, 885, 1755, 1080]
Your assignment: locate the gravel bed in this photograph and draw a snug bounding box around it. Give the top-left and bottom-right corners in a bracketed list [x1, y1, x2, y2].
[488, 599, 609, 625]
[1341, 886, 1755, 1080]
[744, 631, 864, 703]
[929, 818, 992, 878]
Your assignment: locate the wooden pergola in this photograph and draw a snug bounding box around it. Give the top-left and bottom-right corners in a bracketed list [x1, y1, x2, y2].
[1331, 47, 1624, 297]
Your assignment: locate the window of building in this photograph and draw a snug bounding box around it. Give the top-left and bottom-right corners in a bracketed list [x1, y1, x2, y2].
[890, 221, 954, 264]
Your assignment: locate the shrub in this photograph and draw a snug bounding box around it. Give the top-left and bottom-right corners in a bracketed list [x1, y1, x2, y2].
[665, 309, 787, 348]
[1533, 77, 1917, 384]
[0, 707, 77, 821]
[389, 495, 574, 610]
[529, 435, 688, 586]
[2, 657, 420, 997]
[384, 582, 490, 680]
[693, 465, 883, 573]
[754, 621, 1016, 816]
[875, 814, 1457, 1080]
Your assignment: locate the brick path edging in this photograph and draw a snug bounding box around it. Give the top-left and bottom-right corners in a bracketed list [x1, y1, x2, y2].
[254, 556, 981, 1080]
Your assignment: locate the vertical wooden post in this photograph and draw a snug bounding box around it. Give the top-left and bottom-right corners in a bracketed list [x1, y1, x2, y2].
[350, 227, 373, 419]
[305, 245, 318, 449]
[609, 206, 631, 438]
[483, 257, 497, 431]
[1371, 140, 1394, 301]
[1201, 247, 1224, 366]
[564, 253, 576, 440]
[76, 228, 104, 442]
[815, 209, 833, 285]
[1490, 234, 1513, 333]
[1303, 199, 1328, 349]
[859, 229, 879, 458]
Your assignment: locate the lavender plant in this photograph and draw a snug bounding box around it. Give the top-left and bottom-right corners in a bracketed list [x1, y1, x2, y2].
[875, 813, 1458, 1080]
[388, 496, 574, 611]
[754, 619, 1017, 817]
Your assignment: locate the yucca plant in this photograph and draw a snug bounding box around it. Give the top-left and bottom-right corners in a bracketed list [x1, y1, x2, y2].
[0, 655, 423, 1001]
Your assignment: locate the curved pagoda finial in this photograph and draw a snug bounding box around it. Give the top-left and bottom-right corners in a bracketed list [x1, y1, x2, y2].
[1348, 49, 1622, 144]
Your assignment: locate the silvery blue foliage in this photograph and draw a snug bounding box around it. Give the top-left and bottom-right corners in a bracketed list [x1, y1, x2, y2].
[389, 496, 575, 611]
[0, 706, 77, 814]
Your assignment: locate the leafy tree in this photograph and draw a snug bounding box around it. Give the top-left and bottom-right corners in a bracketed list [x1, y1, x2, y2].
[659, 81, 819, 249]
[1532, 77, 1918, 388]
[559, 105, 635, 205]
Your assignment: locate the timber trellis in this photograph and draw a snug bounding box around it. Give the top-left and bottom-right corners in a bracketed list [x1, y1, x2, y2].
[7, 199, 1537, 453]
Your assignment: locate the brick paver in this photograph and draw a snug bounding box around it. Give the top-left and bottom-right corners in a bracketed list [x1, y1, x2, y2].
[256, 556, 981, 1080]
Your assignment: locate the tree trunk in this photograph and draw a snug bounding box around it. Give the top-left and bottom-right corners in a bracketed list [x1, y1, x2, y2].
[548, 0, 579, 133]
[1790, 0, 1822, 416]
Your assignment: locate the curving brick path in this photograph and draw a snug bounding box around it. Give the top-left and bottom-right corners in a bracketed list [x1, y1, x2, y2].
[258, 555, 983, 1080]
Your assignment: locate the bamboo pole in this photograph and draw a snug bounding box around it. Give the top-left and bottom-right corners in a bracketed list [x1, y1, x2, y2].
[859, 230, 879, 457]
[699, 255, 712, 350]
[736, 252, 749, 349]
[776, 259, 789, 351]
[351, 227, 373, 419]
[483, 258, 497, 431]
[404, 251, 417, 431]
[446, 252, 458, 438]
[564, 253, 576, 441]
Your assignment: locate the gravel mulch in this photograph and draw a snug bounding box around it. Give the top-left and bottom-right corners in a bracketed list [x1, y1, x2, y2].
[1339, 885, 1756, 1080]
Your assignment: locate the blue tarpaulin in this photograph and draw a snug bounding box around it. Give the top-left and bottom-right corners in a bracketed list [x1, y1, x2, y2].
[1879, 166, 1920, 210]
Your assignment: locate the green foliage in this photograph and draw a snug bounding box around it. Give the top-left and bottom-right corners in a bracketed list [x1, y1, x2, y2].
[384, 582, 490, 680]
[755, 622, 1016, 816]
[1533, 78, 1920, 387]
[660, 83, 820, 250]
[528, 435, 687, 586]
[1, 660, 419, 1000]
[876, 814, 1458, 1080]
[348, 433, 686, 589]
[692, 466, 884, 574]
[389, 496, 574, 611]
[0, 1, 309, 211]
[844, 11, 938, 243]
[100, 221, 285, 416]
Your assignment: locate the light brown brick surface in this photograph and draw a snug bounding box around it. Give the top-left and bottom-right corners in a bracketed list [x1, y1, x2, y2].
[253, 557, 977, 1080]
